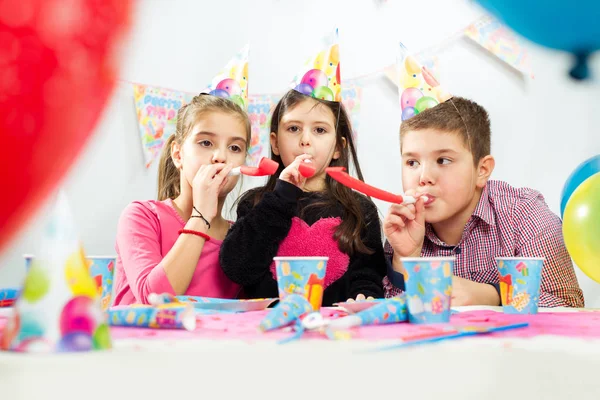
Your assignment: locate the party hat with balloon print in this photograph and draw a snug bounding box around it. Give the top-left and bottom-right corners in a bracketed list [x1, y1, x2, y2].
[290, 28, 342, 102]
[397, 42, 452, 121]
[205, 44, 249, 110]
[1, 191, 111, 353]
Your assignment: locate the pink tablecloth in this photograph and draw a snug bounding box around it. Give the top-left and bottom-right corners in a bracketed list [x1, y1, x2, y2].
[2, 308, 600, 342]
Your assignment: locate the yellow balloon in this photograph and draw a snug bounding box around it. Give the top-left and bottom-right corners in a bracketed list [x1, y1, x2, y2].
[404, 55, 421, 75]
[313, 50, 326, 70]
[328, 44, 339, 65]
[563, 172, 600, 283]
[399, 68, 422, 90]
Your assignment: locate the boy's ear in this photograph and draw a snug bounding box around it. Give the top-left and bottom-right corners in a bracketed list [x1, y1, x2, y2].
[270, 132, 280, 156]
[333, 137, 347, 160]
[476, 155, 495, 188]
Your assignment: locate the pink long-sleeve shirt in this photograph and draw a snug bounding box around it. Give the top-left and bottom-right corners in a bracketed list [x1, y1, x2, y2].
[113, 199, 241, 305]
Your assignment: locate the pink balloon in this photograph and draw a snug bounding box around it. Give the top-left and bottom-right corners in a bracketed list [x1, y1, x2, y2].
[60, 296, 97, 336]
[300, 69, 329, 89]
[216, 79, 242, 96]
[400, 88, 424, 110]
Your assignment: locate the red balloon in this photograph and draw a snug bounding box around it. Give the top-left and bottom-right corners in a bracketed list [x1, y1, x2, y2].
[0, 0, 133, 253]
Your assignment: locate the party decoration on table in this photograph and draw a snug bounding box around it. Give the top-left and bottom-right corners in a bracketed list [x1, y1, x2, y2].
[326, 167, 419, 204]
[1, 192, 111, 352]
[134, 84, 195, 168]
[175, 295, 278, 313]
[563, 172, 600, 284]
[0, 0, 133, 254]
[397, 42, 452, 121]
[108, 302, 196, 331]
[326, 296, 408, 340]
[291, 28, 342, 102]
[403, 257, 453, 324]
[258, 294, 313, 332]
[560, 155, 600, 217]
[497, 257, 543, 314]
[475, 0, 600, 80]
[0, 288, 19, 308]
[464, 15, 533, 77]
[229, 157, 279, 177]
[204, 44, 250, 109]
[273, 257, 328, 311]
[375, 321, 529, 351]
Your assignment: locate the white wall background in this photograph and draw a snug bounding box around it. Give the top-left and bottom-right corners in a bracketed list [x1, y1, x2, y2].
[1, 0, 599, 306]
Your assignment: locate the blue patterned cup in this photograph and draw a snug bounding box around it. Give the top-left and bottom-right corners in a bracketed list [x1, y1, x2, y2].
[273, 257, 327, 311]
[87, 256, 116, 311]
[402, 257, 454, 324]
[496, 257, 544, 314]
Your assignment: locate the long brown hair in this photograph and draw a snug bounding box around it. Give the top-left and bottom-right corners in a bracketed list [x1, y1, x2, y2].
[238, 89, 372, 255]
[157, 95, 251, 201]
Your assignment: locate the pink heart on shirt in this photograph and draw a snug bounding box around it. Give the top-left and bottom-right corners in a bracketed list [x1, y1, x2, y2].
[270, 217, 350, 288]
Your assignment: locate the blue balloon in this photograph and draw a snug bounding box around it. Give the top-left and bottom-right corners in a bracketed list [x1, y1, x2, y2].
[401, 107, 416, 121]
[560, 155, 600, 217]
[294, 83, 314, 96]
[209, 89, 230, 98]
[476, 0, 600, 80]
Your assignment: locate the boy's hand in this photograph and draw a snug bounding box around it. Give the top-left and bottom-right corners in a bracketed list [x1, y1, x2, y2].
[384, 190, 426, 262]
[451, 276, 500, 306]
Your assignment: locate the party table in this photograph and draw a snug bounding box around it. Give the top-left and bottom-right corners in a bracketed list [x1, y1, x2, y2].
[1, 306, 600, 400]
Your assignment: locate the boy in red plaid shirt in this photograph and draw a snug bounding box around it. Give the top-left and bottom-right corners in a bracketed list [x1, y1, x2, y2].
[383, 97, 584, 308]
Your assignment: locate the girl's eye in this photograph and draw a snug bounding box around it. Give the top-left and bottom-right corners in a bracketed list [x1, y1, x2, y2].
[315, 127, 327, 134]
[288, 126, 300, 133]
[199, 140, 212, 147]
[437, 158, 452, 165]
[229, 145, 243, 153]
[406, 160, 420, 168]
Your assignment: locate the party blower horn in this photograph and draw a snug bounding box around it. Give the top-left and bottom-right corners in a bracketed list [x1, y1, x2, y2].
[326, 167, 423, 205]
[258, 294, 313, 332]
[229, 158, 316, 178]
[1, 191, 111, 353]
[325, 296, 408, 339]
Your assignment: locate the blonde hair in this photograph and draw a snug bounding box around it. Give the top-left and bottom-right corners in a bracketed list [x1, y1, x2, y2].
[157, 95, 251, 201]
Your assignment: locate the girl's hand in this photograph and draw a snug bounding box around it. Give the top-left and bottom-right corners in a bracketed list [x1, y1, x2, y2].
[279, 154, 313, 189]
[191, 163, 233, 222]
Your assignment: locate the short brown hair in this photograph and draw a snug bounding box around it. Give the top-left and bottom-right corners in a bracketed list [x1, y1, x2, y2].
[399, 96, 491, 164]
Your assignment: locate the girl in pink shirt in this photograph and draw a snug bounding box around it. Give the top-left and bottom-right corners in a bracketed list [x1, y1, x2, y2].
[113, 95, 250, 305]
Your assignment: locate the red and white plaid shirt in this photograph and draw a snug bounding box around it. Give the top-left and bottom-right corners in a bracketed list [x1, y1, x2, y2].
[383, 180, 584, 308]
